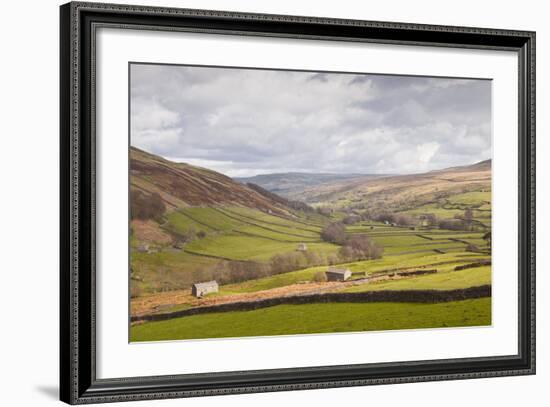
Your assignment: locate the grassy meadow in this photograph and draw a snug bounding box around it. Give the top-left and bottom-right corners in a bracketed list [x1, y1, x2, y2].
[130, 189, 491, 341]
[131, 298, 491, 341]
[129, 148, 492, 342]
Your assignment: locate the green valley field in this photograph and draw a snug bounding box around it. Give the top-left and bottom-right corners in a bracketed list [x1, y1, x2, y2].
[129, 147, 492, 342]
[131, 299, 491, 341]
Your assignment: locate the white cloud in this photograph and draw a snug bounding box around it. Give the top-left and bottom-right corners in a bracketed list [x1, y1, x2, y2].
[417, 142, 440, 164]
[130, 64, 491, 176]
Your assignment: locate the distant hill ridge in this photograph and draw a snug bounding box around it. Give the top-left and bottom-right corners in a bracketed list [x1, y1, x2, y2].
[293, 158, 492, 208]
[428, 159, 491, 174]
[235, 172, 387, 200]
[235, 159, 491, 204]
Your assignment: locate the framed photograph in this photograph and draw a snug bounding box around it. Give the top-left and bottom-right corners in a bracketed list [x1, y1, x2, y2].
[60, 1, 535, 404]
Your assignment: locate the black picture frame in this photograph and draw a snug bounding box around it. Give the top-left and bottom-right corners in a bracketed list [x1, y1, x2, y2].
[60, 2, 536, 404]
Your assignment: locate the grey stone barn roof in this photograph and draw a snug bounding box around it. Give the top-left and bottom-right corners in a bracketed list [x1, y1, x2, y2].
[326, 268, 350, 275]
[192, 280, 218, 289]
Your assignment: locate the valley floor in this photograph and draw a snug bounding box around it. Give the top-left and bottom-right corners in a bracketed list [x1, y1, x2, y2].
[131, 251, 491, 318]
[130, 192, 491, 341]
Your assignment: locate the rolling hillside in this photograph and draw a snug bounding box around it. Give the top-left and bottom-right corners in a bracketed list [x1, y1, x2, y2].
[129, 148, 491, 340]
[130, 147, 291, 215]
[289, 160, 491, 212]
[129, 147, 336, 297]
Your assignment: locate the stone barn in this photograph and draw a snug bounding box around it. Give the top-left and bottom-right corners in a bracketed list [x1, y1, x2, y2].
[297, 243, 308, 251]
[325, 267, 352, 282]
[191, 281, 219, 298]
[136, 244, 149, 253]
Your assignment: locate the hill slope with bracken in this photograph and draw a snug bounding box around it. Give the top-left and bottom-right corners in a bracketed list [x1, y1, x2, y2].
[292, 159, 491, 211]
[130, 147, 291, 215]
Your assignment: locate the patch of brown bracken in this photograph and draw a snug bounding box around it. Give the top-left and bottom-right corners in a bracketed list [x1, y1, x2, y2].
[131, 219, 172, 244]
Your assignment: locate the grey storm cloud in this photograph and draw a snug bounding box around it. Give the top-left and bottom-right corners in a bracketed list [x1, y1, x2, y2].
[130, 63, 491, 177]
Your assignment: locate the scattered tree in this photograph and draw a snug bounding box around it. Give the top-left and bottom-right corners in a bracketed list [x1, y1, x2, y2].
[327, 254, 339, 265]
[312, 272, 327, 283]
[425, 213, 438, 227]
[316, 207, 333, 216]
[342, 215, 361, 225]
[321, 222, 347, 245]
[130, 190, 166, 220]
[483, 231, 492, 252]
[464, 208, 474, 230]
[438, 218, 466, 231]
[339, 235, 383, 261]
[395, 214, 415, 227]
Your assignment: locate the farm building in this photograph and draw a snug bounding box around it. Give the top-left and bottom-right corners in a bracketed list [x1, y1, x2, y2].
[191, 281, 219, 298]
[297, 243, 308, 251]
[136, 244, 149, 253]
[325, 267, 352, 282]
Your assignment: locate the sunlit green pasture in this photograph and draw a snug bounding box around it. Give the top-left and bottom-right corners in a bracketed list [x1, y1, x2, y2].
[343, 266, 491, 293]
[165, 207, 324, 242]
[401, 204, 465, 219]
[347, 226, 418, 234]
[233, 225, 319, 242]
[370, 234, 440, 246]
[224, 206, 323, 232]
[226, 215, 321, 238]
[216, 252, 490, 295]
[130, 298, 491, 341]
[185, 233, 338, 261]
[383, 243, 466, 255]
[133, 193, 491, 300]
[165, 211, 214, 234]
[179, 207, 243, 231]
[447, 191, 491, 205]
[131, 251, 218, 292]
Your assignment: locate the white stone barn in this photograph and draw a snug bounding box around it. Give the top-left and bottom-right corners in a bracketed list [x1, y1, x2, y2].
[297, 243, 308, 251]
[191, 281, 219, 298]
[325, 267, 352, 282]
[136, 243, 149, 253]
